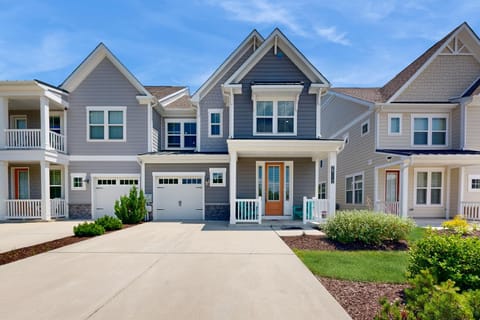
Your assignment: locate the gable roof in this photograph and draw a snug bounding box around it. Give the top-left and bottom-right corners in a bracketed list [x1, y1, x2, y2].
[145, 86, 186, 100]
[191, 30, 264, 103]
[60, 43, 152, 97]
[332, 22, 479, 103]
[224, 28, 330, 86]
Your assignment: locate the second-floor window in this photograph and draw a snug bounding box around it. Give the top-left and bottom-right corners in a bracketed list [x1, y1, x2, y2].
[165, 119, 196, 150]
[87, 107, 126, 141]
[254, 100, 296, 135]
[412, 115, 447, 146]
[208, 109, 222, 137]
[388, 114, 402, 135]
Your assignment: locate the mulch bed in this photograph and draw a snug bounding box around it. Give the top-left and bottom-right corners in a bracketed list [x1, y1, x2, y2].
[0, 224, 135, 266]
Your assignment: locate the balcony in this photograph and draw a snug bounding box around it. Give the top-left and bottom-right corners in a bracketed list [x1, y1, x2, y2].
[4, 129, 65, 153]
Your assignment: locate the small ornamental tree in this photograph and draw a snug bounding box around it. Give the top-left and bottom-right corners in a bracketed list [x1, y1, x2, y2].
[114, 186, 146, 224]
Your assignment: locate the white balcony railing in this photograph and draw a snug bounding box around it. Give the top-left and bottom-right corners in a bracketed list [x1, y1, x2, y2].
[5, 129, 41, 148]
[303, 197, 329, 224]
[50, 199, 67, 218]
[461, 202, 480, 221]
[375, 201, 400, 216]
[5, 200, 42, 219]
[49, 131, 65, 153]
[235, 197, 262, 224]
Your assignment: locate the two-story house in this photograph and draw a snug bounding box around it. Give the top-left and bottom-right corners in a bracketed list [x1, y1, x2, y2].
[320, 22, 480, 220]
[0, 29, 343, 224]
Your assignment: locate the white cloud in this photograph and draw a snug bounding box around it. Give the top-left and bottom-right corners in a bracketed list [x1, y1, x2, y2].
[314, 26, 351, 46]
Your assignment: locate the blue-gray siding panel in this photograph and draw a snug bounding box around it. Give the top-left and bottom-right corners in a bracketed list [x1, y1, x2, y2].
[67, 58, 148, 155]
[234, 49, 317, 139]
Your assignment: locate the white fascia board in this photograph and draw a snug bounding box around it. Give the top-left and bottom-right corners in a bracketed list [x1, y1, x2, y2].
[136, 95, 155, 105]
[251, 84, 303, 95]
[327, 90, 374, 109]
[411, 154, 480, 166]
[44, 91, 69, 109]
[158, 87, 190, 106]
[376, 103, 458, 112]
[153, 106, 196, 117]
[222, 84, 242, 95]
[227, 139, 344, 157]
[139, 154, 230, 164]
[0, 150, 68, 164]
[192, 30, 264, 102]
[69, 155, 138, 162]
[152, 171, 206, 177]
[308, 83, 329, 94]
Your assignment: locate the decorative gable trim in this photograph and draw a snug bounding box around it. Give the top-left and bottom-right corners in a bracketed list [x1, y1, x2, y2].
[60, 43, 153, 99]
[224, 28, 330, 87]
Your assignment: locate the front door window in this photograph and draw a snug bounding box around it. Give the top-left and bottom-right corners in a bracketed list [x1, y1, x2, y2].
[385, 171, 399, 202]
[265, 163, 284, 215]
[14, 168, 29, 199]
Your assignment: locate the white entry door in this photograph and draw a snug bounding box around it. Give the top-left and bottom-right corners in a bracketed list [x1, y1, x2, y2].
[154, 174, 204, 220]
[93, 176, 139, 219]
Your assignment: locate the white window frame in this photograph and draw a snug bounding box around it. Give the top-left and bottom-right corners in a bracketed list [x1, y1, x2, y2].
[164, 118, 197, 150]
[10, 115, 27, 129]
[414, 168, 444, 206]
[71, 173, 87, 191]
[468, 174, 480, 192]
[208, 109, 223, 138]
[318, 181, 327, 199]
[361, 119, 370, 136]
[388, 113, 402, 136]
[253, 97, 297, 136]
[209, 168, 226, 187]
[345, 172, 364, 204]
[411, 114, 448, 147]
[49, 167, 63, 199]
[86, 106, 127, 142]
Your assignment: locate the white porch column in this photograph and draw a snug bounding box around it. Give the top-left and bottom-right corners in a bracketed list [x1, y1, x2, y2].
[458, 166, 465, 215]
[64, 164, 69, 218]
[399, 163, 409, 218]
[327, 151, 337, 216]
[0, 97, 8, 148]
[140, 161, 145, 192]
[229, 89, 234, 139]
[40, 160, 51, 220]
[0, 161, 8, 220]
[314, 158, 319, 197]
[40, 96, 50, 150]
[147, 102, 153, 152]
[445, 167, 451, 219]
[229, 151, 237, 224]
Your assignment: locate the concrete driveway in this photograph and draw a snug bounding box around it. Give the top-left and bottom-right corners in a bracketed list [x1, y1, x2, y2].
[0, 222, 350, 320]
[0, 220, 81, 253]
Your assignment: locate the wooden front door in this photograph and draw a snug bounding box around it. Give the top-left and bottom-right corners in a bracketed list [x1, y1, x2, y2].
[14, 168, 29, 199]
[265, 162, 284, 215]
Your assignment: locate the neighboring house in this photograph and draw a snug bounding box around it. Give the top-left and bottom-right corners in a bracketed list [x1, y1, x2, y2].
[0, 28, 343, 223]
[319, 22, 480, 220]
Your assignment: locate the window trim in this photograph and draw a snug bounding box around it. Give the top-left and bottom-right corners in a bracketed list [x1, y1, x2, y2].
[468, 174, 480, 192]
[86, 106, 127, 142]
[361, 119, 370, 136]
[414, 168, 444, 206]
[164, 118, 197, 150]
[207, 109, 223, 138]
[318, 181, 327, 199]
[252, 95, 297, 136]
[387, 113, 402, 136]
[410, 114, 448, 147]
[345, 172, 364, 205]
[209, 168, 226, 187]
[71, 173, 87, 191]
[50, 168, 63, 199]
[10, 115, 27, 129]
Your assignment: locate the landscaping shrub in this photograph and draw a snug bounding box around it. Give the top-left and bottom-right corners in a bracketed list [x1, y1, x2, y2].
[442, 215, 470, 234]
[95, 216, 123, 231]
[73, 222, 105, 237]
[114, 186, 146, 224]
[408, 231, 480, 291]
[323, 210, 415, 245]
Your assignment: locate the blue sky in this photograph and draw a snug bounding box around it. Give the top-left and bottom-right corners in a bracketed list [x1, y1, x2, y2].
[0, 0, 479, 91]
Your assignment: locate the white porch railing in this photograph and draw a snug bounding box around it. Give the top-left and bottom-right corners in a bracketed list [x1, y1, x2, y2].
[50, 199, 67, 218]
[49, 131, 65, 153]
[461, 202, 480, 221]
[303, 197, 329, 224]
[235, 197, 262, 224]
[5, 129, 41, 148]
[375, 201, 400, 216]
[5, 200, 42, 219]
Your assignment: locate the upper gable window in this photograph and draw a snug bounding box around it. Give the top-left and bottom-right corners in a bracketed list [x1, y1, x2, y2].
[412, 114, 448, 146]
[87, 107, 126, 141]
[165, 119, 196, 150]
[208, 109, 223, 138]
[361, 120, 369, 136]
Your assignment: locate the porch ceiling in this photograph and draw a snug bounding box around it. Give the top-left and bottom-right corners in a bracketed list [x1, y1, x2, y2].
[227, 139, 343, 159]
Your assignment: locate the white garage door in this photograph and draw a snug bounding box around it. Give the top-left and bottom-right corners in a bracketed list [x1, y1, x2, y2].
[154, 174, 204, 220]
[93, 176, 139, 219]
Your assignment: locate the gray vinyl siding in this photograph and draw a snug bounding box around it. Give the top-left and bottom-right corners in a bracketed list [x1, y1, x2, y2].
[451, 107, 461, 149]
[67, 58, 148, 155]
[8, 163, 41, 199]
[152, 110, 161, 152]
[321, 94, 369, 138]
[465, 105, 480, 150]
[8, 110, 40, 129]
[234, 49, 317, 139]
[68, 161, 140, 204]
[199, 47, 254, 152]
[236, 157, 315, 206]
[145, 163, 229, 204]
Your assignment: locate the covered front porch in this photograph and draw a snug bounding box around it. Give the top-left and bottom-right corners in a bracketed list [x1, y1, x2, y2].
[374, 153, 480, 221]
[227, 139, 343, 224]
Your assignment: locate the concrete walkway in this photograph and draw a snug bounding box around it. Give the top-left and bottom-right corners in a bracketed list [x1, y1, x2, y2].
[0, 222, 350, 320]
[0, 220, 81, 253]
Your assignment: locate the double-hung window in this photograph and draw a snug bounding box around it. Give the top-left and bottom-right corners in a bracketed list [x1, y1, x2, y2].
[388, 114, 402, 135]
[165, 119, 196, 150]
[208, 109, 223, 137]
[415, 169, 443, 205]
[346, 173, 363, 204]
[255, 100, 295, 134]
[412, 115, 447, 146]
[87, 107, 126, 141]
[318, 182, 327, 199]
[469, 175, 480, 192]
[50, 169, 62, 199]
[209, 168, 226, 187]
